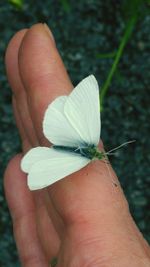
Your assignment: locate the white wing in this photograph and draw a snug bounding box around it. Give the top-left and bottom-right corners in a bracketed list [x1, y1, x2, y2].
[64, 75, 101, 146]
[43, 96, 84, 147]
[27, 148, 90, 190]
[21, 147, 55, 172]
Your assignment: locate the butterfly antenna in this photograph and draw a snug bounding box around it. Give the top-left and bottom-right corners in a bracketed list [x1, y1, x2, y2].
[105, 140, 136, 155]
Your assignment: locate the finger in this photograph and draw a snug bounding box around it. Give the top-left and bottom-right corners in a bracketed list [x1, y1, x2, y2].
[18, 23, 73, 144]
[5, 29, 39, 147]
[16, 23, 77, 238]
[12, 96, 31, 153]
[5, 26, 63, 261]
[44, 189, 66, 240]
[32, 190, 61, 259]
[12, 98, 61, 258]
[4, 154, 50, 267]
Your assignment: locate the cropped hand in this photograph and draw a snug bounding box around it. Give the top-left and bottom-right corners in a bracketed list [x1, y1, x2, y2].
[4, 23, 150, 267]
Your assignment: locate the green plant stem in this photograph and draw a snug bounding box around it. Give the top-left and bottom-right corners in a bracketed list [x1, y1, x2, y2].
[100, 15, 137, 109]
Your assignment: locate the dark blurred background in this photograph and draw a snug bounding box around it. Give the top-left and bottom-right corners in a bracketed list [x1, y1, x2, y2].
[0, 0, 150, 266]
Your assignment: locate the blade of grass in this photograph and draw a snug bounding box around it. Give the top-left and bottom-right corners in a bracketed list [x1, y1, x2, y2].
[100, 14, 137, 110]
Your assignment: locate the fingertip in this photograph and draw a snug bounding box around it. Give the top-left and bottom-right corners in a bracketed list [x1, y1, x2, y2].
[5, 28, 28, 65]
[29, 22, 55, 42]
[18, 23, 55, 87]
[5, 29, 28, 95]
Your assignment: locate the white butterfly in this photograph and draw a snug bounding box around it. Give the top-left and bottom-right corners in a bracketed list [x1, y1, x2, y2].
[21, 75, 102, 190]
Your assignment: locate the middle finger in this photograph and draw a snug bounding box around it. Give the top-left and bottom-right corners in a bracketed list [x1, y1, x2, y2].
[18, 23, 73, 145]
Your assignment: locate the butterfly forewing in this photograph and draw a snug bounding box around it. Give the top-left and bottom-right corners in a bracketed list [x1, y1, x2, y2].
[64, 75, 101, 146]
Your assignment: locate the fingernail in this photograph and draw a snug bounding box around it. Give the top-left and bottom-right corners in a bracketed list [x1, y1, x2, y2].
[43, 23, 55, 43]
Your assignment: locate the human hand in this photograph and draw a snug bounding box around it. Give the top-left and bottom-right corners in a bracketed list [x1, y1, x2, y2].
[4, 23, 150, 267]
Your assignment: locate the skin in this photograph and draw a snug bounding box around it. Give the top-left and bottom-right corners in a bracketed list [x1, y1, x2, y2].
[4, 23, 150, 267]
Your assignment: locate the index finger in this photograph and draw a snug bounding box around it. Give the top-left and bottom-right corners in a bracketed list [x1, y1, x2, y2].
[18, 23, 73, 144]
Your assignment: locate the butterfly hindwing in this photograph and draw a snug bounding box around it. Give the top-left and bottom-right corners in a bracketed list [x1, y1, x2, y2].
[27, 148, 90, 190]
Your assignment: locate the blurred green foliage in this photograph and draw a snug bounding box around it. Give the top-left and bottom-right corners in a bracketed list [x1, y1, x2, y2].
[100, 0, 150, 107]
[0, 0, 150, 266]
[9, 0, 23, 9]
[60, 0, 71, 13]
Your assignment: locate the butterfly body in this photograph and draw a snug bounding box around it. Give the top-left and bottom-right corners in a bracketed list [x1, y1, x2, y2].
[53, 144, 104, 160]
